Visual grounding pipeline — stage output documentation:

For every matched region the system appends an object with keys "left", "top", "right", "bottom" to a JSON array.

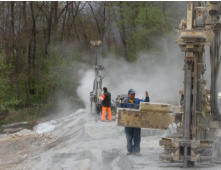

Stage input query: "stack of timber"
[
  {"left": 117, "top": 102, "right": 175, "bottom": 129},
  {"left": 159, "top": 138, "right": 213, "bottom": 163}
]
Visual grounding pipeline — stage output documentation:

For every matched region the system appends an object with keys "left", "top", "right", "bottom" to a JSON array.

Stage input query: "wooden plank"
[
  {"left": 209, "top": 121, "right": 219, "bottom": 128},
  {"left": 140, "top": 111, "right": 174, "bottom": 129},
  {"left": 117, "top": 102, "right": 175, "bottom": 129},
  {"left": 172, "top": 149, "right": 180, "bottom": 161},
  {"left": 140, "top": 102, "right": 171, "bottom": 112},
  {"left": 199, "top": 140, "right": 213, "bottom": 148},
  {"left": 159, "top": 138, "right": 172, "bottom": 146},
  {"left": 118, "top": 109, "right": 142, "bottom": 128}
]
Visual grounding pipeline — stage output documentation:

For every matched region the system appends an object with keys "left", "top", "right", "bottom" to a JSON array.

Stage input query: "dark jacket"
[{"left": 102, "top": 92, "right": 111, "bottom": 107}]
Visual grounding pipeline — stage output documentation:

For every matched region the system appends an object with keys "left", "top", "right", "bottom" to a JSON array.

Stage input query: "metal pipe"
[
  {"left": 210, "top": 32, "right": 220, "bottom": 120},
  {"left": 184, "top": 61, "right": 192, "bottom": 167}
]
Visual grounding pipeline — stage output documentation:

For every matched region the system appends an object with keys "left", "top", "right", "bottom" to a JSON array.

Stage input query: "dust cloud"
[
  {"left": 78, "top": 34, "right": 184, "bottom": 105},
  {"left": 77, "top": 69, "right": 95, "bottom": 111}
]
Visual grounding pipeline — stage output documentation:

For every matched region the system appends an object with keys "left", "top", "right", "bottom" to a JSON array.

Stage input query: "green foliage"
[
  {"left": 115, "top": 2, "right": 177, "bottom": 61},
  {"left": 0, "top": 1, "right": 185, "bottom": 126},
  {"left": 43, "top": 46, "right": 81, "bottom": 99},
  {"left": 0, "top": 53, "right": 19, "bottom": 111},
  {"left": 136, "top": 7, "right": 164, "bottom": 34}
]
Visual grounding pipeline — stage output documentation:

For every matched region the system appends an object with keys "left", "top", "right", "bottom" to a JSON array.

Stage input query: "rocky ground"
[{"left": 1, "top": 109, "right": 221, "bottom": 170}]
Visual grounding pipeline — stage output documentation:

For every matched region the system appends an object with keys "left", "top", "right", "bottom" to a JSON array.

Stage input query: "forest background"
[{"left": 0, "top": 1, "right": 185, "bottom": 126}]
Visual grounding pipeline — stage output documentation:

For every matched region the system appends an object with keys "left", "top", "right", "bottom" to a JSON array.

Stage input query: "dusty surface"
[
  {"left": 0, "top": 129, "right": 54, "bottom": 170},
  {"left": 1, "top": 109, "right": 221, "bottom": 170}
]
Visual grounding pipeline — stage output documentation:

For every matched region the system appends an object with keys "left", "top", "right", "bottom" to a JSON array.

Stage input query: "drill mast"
[{"left": 160, "top": 2, "right": 221, "bottom": 167}]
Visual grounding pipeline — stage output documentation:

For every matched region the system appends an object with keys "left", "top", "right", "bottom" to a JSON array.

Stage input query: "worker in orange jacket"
[{"left": 100, "top": 87, "right": 112, "bottom": 121}]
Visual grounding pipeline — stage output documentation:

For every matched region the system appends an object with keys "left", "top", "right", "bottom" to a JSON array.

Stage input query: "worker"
[
  {"left": 120, "top": 89, "right": 150, "bottom": 155},
  {"left": 100, "top": 87, "right": 112, "bottom": 121}
]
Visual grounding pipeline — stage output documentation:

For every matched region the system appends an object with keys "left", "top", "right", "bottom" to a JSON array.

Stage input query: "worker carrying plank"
[{"left": 120, "top": 89, "right": 150, "bottom": 155}]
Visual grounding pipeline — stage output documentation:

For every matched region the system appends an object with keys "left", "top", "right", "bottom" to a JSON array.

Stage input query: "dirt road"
[{"left": 1, "top": 109, "right": 221, "bottom": 170}]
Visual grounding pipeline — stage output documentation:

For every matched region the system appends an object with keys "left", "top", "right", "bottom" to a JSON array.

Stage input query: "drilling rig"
[
  {"left": 159, "top": 2, "right": 221, "bottom": 167},
  {"left": 89, "top": 40, "right": 104, "bottom": 115},
  {"left": 117, "top": 1, "right": 221, "bottom": 168}
]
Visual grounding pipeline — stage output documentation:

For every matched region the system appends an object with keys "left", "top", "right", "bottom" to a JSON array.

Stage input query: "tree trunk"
[
  {"left": 88, "top": 2, "right": 102, "bottom": 39},
  {"left": 9, "top": 2, "right": 16, "bottom": 97},
  {"left": 60, "top": 2, "right": 68, "bottom": 41},
  {"left": 119, "top": 3, "right": 129, "bottom": 61},
  {"left": 45, "top": 2, "right": 53, "bottom": 55},
  {"left": 30, "top": 2, "right": 37, "bottom": 96},
  {"left": 53, "top": 1, "right": 58, "bottom": 41},
  {"left": 162, "top": 2, "right": 168, "bottom": 32},
  {"left": 72, "top": 2, "right": 81, "bottom": 41}
]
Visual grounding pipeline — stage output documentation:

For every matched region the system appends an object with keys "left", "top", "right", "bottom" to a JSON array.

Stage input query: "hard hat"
[{"left": 128, "top": 89, "right": 136, "bottom": 94}]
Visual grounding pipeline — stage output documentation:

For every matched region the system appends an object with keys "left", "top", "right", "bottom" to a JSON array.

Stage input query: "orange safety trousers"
[{"left": 101, "top": 106, "right": 112, "bottom": 121}]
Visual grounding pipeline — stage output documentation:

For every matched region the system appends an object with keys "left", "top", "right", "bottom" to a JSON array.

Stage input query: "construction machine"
[
  {"left": 160, "top": 2, "right": 221, "bottom": 167},
  {"left": 117, "top": 2, "right": 221, "bottom": 167},
  {"left": 89, "top": 40, "right": 104, "bottom": 115},
  {"left": 89, "top": 40, "right": 118, "bottom": 119}
]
